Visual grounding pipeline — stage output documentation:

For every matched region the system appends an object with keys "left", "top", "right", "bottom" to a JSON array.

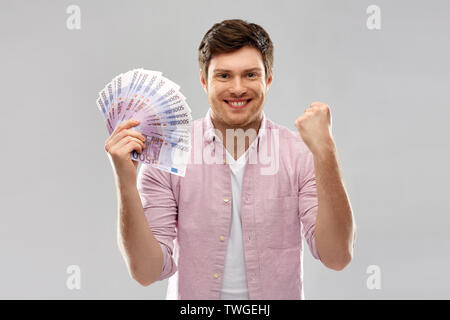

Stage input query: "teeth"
[{"left": 229, "top": 101, "right": 246, "bottom": 107}]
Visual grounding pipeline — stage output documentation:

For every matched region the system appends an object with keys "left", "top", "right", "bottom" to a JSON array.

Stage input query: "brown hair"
[{"left": 198, "top": 19, "right": 274, "bottom": 83}]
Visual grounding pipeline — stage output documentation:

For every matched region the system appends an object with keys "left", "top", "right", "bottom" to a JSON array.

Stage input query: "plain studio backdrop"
[{"left": 0, "top": 0, "right": 449, "bottom": 299}]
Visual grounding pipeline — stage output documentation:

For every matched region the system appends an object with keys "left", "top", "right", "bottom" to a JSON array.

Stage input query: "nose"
[{"left": 229, "top": 77, "right": 247, "bottom": 96}]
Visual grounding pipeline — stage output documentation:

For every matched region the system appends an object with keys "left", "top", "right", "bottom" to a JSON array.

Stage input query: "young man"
[{"left": 105, "top": 19, "right": 356, "bottom": 300}]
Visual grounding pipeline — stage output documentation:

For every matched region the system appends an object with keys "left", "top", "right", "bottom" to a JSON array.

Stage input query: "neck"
[{"left": 210, "top": 112, "right": 263, "bottom": 161}]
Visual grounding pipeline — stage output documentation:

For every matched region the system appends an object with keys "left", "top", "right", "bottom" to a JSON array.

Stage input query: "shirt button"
[
  {"left": 214, "top": 273, "right": 220, "bottom": 279},
  {"left": 220, "top": 236, "right": 225, "bottom": 242},
  {"left": 223, "top": 197, "right": 230, "bottom": 203},
  {"left": 223, "top": 157, "right": 227, "bottom": 164}
]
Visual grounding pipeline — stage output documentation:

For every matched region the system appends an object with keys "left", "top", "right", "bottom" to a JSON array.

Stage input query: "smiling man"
[
  {"left": 201, "top": 45, "right": 270, "bottom": 161},
  {"left": 107, "top": 19, "right": 356, "bottom": 300}
]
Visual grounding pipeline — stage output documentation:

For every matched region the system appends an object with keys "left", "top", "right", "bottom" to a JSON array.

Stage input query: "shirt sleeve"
[
  {"left": 136, "top": 163, "right": 178, "bottom": 281},
  {"left": 298, "top": 150, "right": 322, "bottom": 261}
]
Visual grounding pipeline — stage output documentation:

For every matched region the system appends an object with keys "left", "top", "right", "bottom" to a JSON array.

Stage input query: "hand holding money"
[
  {"left": 104, "top": 118, "right": 146, "bottom": 178},
  {"left": 96, "top": 68, "right": 192, "bottom": 177}
]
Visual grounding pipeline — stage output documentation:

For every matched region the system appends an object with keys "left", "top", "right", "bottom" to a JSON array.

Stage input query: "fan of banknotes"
[{"left": 96, "top": 68, "right": 192, "bottom": 176}]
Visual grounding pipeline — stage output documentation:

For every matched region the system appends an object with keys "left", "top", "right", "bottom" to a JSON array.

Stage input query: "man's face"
[{"left": 200, "top": 46, "right": 273, "bottom": 129}]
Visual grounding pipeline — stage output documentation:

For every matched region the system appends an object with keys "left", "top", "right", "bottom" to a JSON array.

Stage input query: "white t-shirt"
[{"left": 220, "top": 148, "right": 250, "bottom": 300}]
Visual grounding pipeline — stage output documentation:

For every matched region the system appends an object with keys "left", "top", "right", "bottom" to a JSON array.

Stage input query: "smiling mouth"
[{"left": 224, "top": 99, "right": 252, "bottom": 109}]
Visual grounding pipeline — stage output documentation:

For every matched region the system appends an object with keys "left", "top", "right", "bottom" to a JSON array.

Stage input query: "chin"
[
  {"left": 224, "top": 112, "right": 250, "bottom": 123},
  {"left": 229, "top": 118, "right": 258, "bottom": 130}
]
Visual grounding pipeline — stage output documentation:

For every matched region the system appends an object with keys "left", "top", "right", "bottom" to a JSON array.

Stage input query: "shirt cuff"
[{"left": 310, "top": 232, "right": 322, "bottom": 261}]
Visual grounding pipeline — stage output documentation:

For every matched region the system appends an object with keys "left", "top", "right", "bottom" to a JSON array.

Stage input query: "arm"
[
  {"left": 116, "top": 173, "right": 163, "bottom": 286},
  {"left": 295, "top": 102, "right": 356, "bottom": 271},
  {"left": 313, "top": 140, "right": 356, "bottom": 271},
  {"left": 104, "top": 118, "right": 163, "bottom": 286},
  {"left": 135, "top": 163, "right": 179, "bottom": 283}
]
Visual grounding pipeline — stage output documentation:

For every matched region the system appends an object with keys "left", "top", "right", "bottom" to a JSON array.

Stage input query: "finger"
[
  {"left": 311, "top": 102, "right": 330, "bottom": 112},
  {"left": 111, "top": 128, "right": 145, "bottom": 145},
  {"left": 105, "top": 119, "right": 140, "bottom": 149},
  {"left": 125, "top": 128, "right": 146, "bottom": 142},
  {"left": 111, "top": 119, "right": 141, "bottom": 136},
  {"left": 108, "top": 136, "right": 145, "bottom": 155},
  {"left": 124, "top": 140, "right": 144, "bottom": 155},
  {"left": 125, "top": 136, "right": 146, "bottom": 151},
  {"left": 306, "top": 103, "right": 318, "bottom": 111},
  {"left": 106, "top": 128, "right": 146, "bottom": 152},
  {"left": 310, "top": 101, "right": 324, "bottom": 107},
  {"left": 294, "top": 114, "right": 306, "bottom": 127},
  {"left": 116, "top": 138, "right": 145, "bottom": 156}
]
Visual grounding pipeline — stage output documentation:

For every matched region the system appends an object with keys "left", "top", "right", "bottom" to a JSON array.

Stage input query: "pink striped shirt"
[{"left": 137, "top": 108, "right": 321, "bottom": 299}]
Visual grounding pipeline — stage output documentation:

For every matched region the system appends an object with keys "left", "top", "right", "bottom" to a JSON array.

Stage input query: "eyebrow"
[{"left": 213, "top": 67, "right": 263, "bottom": 73}]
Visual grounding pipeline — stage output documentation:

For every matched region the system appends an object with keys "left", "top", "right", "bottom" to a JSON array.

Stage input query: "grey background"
[{"left": 1, "top": 0, "right": 449, "bottom": 299}]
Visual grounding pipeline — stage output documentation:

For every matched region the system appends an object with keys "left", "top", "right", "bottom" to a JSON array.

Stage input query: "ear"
[
  {"left": 200, "top": 69, "right": 208, "bottom": 93},
  {"left": 265, "top": 70, "right": 273, "bottom": 91}
]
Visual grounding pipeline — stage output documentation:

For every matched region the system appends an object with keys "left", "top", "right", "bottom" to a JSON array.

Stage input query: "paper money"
[{"left": 96, "top": 68, "right": 192, "bottom": 176}]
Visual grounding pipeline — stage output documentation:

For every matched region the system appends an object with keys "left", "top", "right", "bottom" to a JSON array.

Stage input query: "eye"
[
  {"left": 248, "top": 72, "right": 255, "bottom": 77},
  {"left": 218, "top": 73, "right": 229, "bottom": 79}
]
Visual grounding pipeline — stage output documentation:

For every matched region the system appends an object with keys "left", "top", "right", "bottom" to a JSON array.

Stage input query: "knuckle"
[
  {"left": 117, "top": 123, "right": 127, "bottom": 132},
  {"left": 109, "top": 148, "right": 118, "bottom": 157},
  {"left": 122, "top": 129, "right": 130, "bottom": 136}
]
